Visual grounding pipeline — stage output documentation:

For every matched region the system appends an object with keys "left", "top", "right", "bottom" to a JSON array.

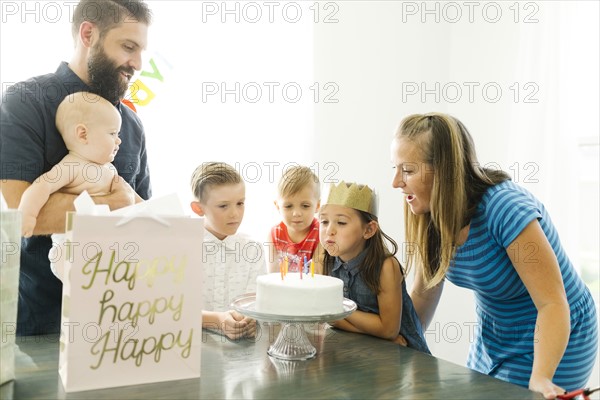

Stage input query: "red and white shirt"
[{"left": 270, "top": 218, "right": 319, "bottom": 272}]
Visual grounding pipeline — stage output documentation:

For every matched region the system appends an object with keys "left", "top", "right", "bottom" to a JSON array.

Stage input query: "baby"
[{"left": 18, "top": 91, "right": 141, "bottom": 278}]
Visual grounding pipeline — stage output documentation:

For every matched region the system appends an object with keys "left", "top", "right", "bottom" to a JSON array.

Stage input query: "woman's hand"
[{"left": 529, "top": 374, "right": 565, "bottom": 399}]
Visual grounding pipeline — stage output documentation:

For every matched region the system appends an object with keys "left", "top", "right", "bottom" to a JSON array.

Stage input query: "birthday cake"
[{"left": 255, "top": 273, "right": 344, "bottom": 316}]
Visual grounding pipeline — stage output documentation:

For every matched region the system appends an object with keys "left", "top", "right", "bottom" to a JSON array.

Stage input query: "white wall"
[{"left": 134, "top": 1, "right": 315, "bottom": 236}]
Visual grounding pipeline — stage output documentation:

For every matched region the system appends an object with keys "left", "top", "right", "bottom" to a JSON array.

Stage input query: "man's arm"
[{"left": 1, "top": 178, "right": 139, "bottom": 235}]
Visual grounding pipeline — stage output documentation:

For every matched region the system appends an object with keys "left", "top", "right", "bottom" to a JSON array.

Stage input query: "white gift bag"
[
  {"left": 0, "top": 206, "right": 21, "bottom": 386},
  {"left": 58, "top": 211, "right": 204, "bottom": 392}
]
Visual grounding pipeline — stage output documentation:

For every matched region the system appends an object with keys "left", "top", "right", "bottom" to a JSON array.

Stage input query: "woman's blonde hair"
[{"left": 396, "top": 113, "right": 509, "bottom": 288}]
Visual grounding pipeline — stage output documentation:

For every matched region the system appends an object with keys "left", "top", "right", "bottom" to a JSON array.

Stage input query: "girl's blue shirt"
[{"left": 330, "top": 249, "right": 430, "bottom": 353}]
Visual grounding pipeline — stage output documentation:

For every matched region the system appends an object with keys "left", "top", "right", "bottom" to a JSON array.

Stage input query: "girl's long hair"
[
  {"left": 323, "top": 210, "right": 399, "bottom": 294},
  {"left": 397, "top": 113, "right": 510, "bottom": 289}
]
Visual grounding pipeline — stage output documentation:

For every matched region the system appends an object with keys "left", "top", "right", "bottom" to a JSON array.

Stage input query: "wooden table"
[{"left": 1, "top": 323, "right": 542, "bottom": 399}]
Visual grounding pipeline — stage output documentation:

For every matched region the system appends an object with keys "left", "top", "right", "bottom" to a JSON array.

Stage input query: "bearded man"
[{"left": 0, "top": 0, "right": 153, "bottom": 336}]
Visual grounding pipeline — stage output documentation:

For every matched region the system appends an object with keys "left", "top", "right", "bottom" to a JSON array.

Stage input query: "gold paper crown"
[{"left": 322, "top": 181, "right": 378, "bottom": 217}]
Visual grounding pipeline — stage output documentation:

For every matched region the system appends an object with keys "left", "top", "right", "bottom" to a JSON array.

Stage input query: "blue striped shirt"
[{"left": 445, "top": 180, "right": 597, "bottom": 389}]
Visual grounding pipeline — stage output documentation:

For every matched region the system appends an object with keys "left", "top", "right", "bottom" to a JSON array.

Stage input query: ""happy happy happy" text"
[{"left": 76, "top": 248, "right": 194, "bottom": 369}]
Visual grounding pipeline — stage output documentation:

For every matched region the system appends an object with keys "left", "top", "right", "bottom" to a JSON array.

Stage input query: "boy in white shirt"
[{"left": 190, "top": 162, "right": 265, "bottom": 339}]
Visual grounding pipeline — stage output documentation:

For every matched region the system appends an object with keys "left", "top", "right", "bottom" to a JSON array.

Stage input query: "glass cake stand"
[{"left": 230, "top": 293, "right": 357, "bottom": 361}]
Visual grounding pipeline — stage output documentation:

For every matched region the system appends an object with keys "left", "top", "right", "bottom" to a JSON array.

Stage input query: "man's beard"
[{"left": 87, "top": 45, "right": 134, "bottom": 104}]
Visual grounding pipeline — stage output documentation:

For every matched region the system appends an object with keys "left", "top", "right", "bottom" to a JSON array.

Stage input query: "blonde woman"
[{"left": 391, "top": 113, "right": 597, "bottom": 399}]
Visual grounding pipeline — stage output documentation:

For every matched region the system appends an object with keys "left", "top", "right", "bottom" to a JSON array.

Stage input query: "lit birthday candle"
[
  {"left": 284, "top": 256, "right": 288, "bottom": 276},
  {"left": 280, "top": 259, "right": 284, "bottom": 280},
  {"left": 310, "top": 259, "right": 314, "bottom": 277},
  {"left": 304, "top": 256, "right": 308, "bottom": 274}
]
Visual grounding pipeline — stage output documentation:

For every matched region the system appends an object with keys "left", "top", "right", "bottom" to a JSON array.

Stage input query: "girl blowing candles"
[
  {"left": 391, "top": 112, "right": 597, "bottom": 398},
  {"left": 319, "top": 182, "right": 430, "bottom": 353}
]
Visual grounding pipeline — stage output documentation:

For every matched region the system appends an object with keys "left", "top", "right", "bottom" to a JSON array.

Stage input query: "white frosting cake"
[{"left": 255, "top": 273, "right": 344, "bottom": 316}]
